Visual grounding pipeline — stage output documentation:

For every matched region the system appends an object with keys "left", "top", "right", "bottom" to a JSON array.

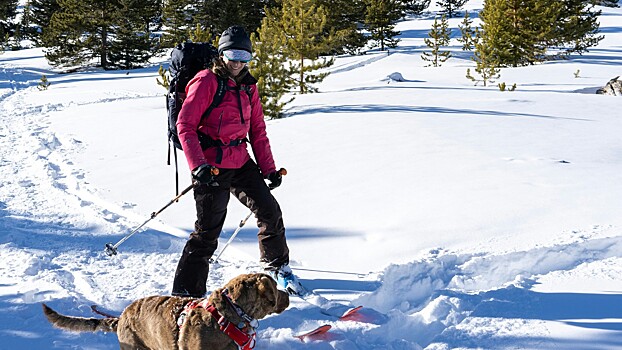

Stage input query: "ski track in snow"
[
  {"left": 0, "top": 64, "right": 183, "bottom": 314},
  {"left": 2, "top": 48, "right": 622, "bottom": 348}
]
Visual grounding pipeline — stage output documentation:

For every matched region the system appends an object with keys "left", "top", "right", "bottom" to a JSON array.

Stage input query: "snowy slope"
[{"left": 1, "top": 2, "right": 622, "bottom": 349}]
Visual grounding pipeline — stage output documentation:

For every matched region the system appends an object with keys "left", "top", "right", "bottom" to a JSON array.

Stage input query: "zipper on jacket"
[{"left": 217, "top": 111, "right": 224, "bottom": 136}]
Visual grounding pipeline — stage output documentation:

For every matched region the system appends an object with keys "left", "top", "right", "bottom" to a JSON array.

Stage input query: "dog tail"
[{"left": 42, "top": 303, "right": 118, "bottom": 333}]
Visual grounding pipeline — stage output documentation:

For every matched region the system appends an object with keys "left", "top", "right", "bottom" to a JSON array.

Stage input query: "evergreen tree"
[
  {"left": 195, "top": 0, "right": 277, "bottom": 37},
  {"left": 249, "top": 11, "right": 295, "bottom": 119},
  {"left": 364, "top": 0, "right": 402, "bottom": 51},
  {"left": 12, "top": 0, "right": 32, "bottom": 47},
  {"left": 124, "top": 0, "right": 160, "bottom": 36},
  {"left": 317, "top": 0, "right": 367, "bottom": 54},
  {"left": 478, "top": 0, "right": 602, "bottom": 66},
  {"left": 278, "top": 0, "right": 334, "bottom": 94},
  {"left": 478, "top": 0, "right": 559, "bottom": 67},
  {"left": 590, "top": 0, "right": 618, "bottom": 7},
  {"left": 161, "top": 0, "right": 195, "bottom": 48},
  {"left": 421, "top": 15, "right": 451, "bottom": 67},
  {"left": 44, "top": 0, "right": 123, "bottom": 69},
  {"left": 187, "top": 23, "right": 214, "bottom": 43},
  {"left": 0, "top": 0, "right": 18, "bottom": 44},
  {"left": 28, "top": 0, "right": 60, "bottom": 44},
  {"left": 44, "top": 0, "right": 155, "bottom": 70},
  {"left": 466, "top": 27, "right": 500, "bottom": 86},
  {"left": 457, "top": 11, "right": 475, "bottom": 51},
  {"left": 37, "top": 74, "right": 51, "bottom": 90},
  {"left": 436, "top": 0, "right": 468, "bottom": 18},
  {"left": 545, "top": 0, "right": 604, "bottom": 57},
  {"left": 156, "top": 65, "right": 170, "bottom": 90},
  {"left": 398, "top": 0, "right": 431, "bottom": 15},
  {"left": 107, "top": 0, "right": 154, "bottom": 69}
]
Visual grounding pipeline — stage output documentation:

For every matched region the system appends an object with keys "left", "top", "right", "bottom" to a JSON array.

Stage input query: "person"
[{"left": 171, "top": 25, "right": 303, "bottom": 297}]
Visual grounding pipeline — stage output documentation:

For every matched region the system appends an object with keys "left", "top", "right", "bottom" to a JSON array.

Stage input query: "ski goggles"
[{"left": 222, "top": 49, "right": 252, "bottom": 63}]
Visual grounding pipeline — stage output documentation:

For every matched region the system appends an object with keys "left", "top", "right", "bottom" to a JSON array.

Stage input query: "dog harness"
[{"left": 177, "top": 290, "right": 257, "bottom": 350}]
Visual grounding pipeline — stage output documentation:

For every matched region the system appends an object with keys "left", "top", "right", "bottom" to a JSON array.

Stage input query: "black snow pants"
[{"left": 171, "top": 159, "right": 289, "bottom": 297}]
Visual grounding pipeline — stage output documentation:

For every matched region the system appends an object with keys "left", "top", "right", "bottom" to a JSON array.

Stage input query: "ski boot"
[{"left": 268, "top": 265, "right": 307, "bottom": 296}]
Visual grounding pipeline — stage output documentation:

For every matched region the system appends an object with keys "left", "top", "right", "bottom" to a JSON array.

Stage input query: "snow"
[{"left": 2, "top": 2, "right": 622, "bottom": 349}]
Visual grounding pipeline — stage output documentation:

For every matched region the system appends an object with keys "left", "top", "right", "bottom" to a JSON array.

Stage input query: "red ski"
[
  {"left": 339, "top": 305, "right": 363, "bottom": 320},
  {"left": 294, "top": 324, "right": 332, "bottom": 341}
]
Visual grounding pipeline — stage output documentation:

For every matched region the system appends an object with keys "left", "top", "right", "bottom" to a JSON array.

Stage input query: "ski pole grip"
[{"left": 278, "top": 168, "right": 287, "bottom": 176}]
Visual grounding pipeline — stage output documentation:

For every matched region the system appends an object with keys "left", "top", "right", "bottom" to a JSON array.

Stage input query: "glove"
[
  {"left": 266, "top": 171, "right": 282, "bottom": 190},
  {"left": 192, "top": 164, "right": 219, "bottom": 186}
]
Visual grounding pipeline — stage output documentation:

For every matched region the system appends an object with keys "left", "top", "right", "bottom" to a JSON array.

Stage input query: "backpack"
[
  {"left": 165, "top": 41, "right": 226, "bottom": 193},
  {"left": 166, "top": 41, "right": 226, "bottom": 151}
]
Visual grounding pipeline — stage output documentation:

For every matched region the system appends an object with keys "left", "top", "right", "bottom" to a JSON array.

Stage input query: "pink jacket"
[{"left": 177, "top": 69, "right": 276, "bottom": 176}]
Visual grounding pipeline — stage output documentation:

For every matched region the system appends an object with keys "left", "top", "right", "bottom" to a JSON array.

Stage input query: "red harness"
[{"left": 177, "top": 297, "right": 257, "bottom": 350}]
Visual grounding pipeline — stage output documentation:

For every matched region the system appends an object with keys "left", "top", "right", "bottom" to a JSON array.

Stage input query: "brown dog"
[{"left": 42, "top": 273, "right": 289, "bottom": 350}]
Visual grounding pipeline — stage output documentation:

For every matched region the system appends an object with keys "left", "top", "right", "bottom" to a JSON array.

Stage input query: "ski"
[
  {"left": 339, "top": 305, "right": 363, "bottom": 320},
  {"left": 294, "top": 324, "right": 331, "bottom": 341}
]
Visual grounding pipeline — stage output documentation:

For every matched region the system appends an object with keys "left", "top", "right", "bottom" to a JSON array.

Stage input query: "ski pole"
[
  {"left": 210, "top": 168, "right": 287, "bottom": 264},
  {"left": 210, "top": 211, "right": 253, "bottom": 264},
  {"left": 291, "top": 267, "right": 369, "bottom": 278},
  {"left": 104, "top": 168, "right": 219, "bottom": 256}
]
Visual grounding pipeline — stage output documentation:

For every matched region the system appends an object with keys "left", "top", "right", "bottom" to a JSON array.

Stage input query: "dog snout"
[{"left": 275, "top": 290, "right": 289, "bottom": 314}]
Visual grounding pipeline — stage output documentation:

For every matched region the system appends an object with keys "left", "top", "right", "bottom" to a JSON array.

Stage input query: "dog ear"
[
  {"left": 208, "top": 287, "right": 228, "bottom": 312},
  {"left": 259, "top": 275, "right": 289, "bottom": 314}
]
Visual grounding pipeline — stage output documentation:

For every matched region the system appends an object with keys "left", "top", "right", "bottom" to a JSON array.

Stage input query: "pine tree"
[
  {"left": 544, "top": 0, "right": 604, "bottom": 57},
  {"left": 44, "top": 0, "right": 155, "bottom": 70},
  {"left": 28, "top": 0, "right": 60, "bottom": 44},
  {"left": 421, "top": 15, "right": 451, "bottom": 67},
  {"left": 195, "top": 0, "right": 277, "bottom": 37},
  {"left": 317, "top": 0, "right": 367, "bottom": 54},
  {"left": 457, "top": 11, "right": 475, "bottom": 51},
  {"left": 590, "top": 0, "right": 618, "bottom": 7},
  {"left": 466, "top": 28, "right": 500, "bottom": 86},
  {"left": 161, "top": 0, "right": 195, "bottom": 48},
  {"left": 44, "top": 0, "right": 123, "bottom": 69},
  {"left": 16, "top": 1, "right": 35, "bottom": 44},
  {"left": 37, "top": 74, "right": 51, "bottom": 90},
  {"left": 478, "top": 0, "right": 558, "bottom": 67},
  {"left": 436, "top": 0, "right": 468, "bottom": 18},
  {"left": 187, "top": 24, "right": 213, "bottom": 43},
  {"left": 107, "top": 6, "right": 152, "bottom": 69},
  {"left": 43, "top": 1, "right": 91, "bottom": 67},
  {"left": 477, "top": 0, "right": 602, "bottom": 66},
  {"left": 0, "top": 0, "right": 18, "bottom": 44},
  {"left": 364, "top": 0, "right": 402, "bottom": 51},
  {"left": 278, "top": 0, "right": 335, "bottom": 94},
  {"left": 398, "top": 0, "right": 431, "bottom": 15},
  {"left": 249, "top": 11, "right": 295, "bottom": 119},
  {"left": 156, "top": 65, "right": 170, "bottom": 90},
  {"left": 125, "top": 0, "right": 160, "bottom": 36}
]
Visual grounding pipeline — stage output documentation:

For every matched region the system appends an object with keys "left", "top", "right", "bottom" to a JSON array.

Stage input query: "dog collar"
[
  {"left": 177, "top": 295, "right": 257, "bottom": 350},
  {"left": 206, "top": 304, "right": 256, "bottom": 350}
]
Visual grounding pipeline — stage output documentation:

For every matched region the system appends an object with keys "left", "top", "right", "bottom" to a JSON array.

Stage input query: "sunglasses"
[{"left": 223, "top": 49, "right": 252, "bottom": 63}]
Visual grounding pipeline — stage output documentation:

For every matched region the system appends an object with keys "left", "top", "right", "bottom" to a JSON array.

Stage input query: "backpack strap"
[
  {"left": 198, "top": 76, "right": 227, "bottom": 126},
  {"left": 194, "top": 77, "right": 252, "bottom": 164}
]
